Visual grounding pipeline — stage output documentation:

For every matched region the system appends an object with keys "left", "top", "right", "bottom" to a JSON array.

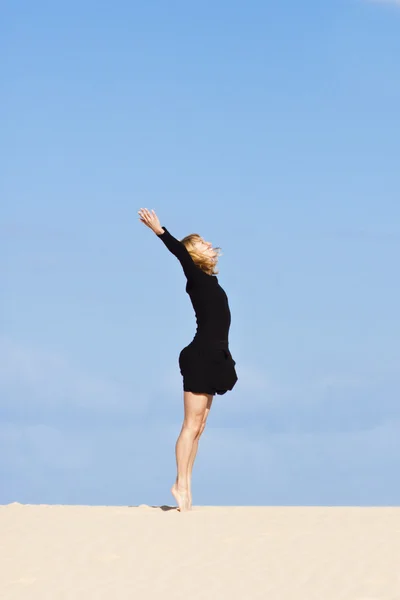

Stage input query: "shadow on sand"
[{"left": 127, "top": 505, "right": 177, "bottom": 512}]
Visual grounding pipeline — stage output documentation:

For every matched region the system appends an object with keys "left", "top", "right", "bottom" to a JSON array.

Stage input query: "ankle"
[{"left": 176, "top": 480, "right": 188, "bottom": 492}]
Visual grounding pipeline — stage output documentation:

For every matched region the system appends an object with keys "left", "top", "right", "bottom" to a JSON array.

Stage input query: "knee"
[{"left": 184, "top": 418, "right": 203, "bottom": 439}]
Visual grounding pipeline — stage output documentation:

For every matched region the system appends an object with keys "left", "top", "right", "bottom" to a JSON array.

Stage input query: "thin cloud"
[
  {"left": 367, "top": 0, "right": 400, "bottom": 5},
  {"left": 0, "top": 337, "right": 148, "bottom": 417},
  {"left": 0, "top": 223, "right": 69, "bottom": 240},
  {"left": 0, "top": 423, "right": 93, "bottom": 470},
  {"left": 197, "top": 420, "right": 400, "bottom": 504}
]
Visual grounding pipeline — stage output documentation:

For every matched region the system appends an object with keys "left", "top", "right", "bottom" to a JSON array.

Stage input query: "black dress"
[{"left": 157, "top": 227, "right": 238, "bottom": 396}]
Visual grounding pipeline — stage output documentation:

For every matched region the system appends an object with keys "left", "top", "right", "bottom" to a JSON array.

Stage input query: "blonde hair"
[{"left": 180, "top": 233, "right": 222, "bottom": 275}]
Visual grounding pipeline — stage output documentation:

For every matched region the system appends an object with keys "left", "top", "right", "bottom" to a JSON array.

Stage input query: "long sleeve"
[{"left": 157, "top": 226, "right": 197, "bottom": 279}]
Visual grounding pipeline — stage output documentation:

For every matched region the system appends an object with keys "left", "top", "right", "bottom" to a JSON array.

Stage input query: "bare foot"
[{"left": 171, "top": 483, "right": 190, "bottom": 512}]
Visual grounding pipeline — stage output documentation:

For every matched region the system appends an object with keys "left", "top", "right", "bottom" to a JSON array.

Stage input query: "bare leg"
[
  {"left": 187, "top": 396, "right": 213, "bottom": 509},
  {"left": 171, "top": 391, "right": 210, "bottom": 512},
  {"left": 187, "top": 437, "right": 200, "bottom": 509}
]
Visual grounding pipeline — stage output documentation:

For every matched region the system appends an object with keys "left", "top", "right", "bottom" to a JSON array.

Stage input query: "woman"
[{"left": 138, "top": 208, "right": 238, "bottom": 511}]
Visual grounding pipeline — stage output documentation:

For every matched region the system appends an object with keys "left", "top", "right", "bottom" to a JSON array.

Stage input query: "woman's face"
[{"left": 194, "top": 237, "right": 217, "bottom": 260}]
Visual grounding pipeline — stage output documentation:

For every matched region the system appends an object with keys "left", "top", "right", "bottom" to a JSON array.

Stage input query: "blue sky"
[{"left": 1, "top": 0, "right": 399, "bottom": 506}]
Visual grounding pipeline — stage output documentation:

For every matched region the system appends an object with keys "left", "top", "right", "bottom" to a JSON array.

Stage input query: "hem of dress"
[{"left": 183, "top": 385, "right": 233, "bottom": 396}]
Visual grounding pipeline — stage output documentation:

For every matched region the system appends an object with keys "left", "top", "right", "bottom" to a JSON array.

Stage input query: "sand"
[{"left": 0, "top": 503, "right": 399, "bottom": 599}]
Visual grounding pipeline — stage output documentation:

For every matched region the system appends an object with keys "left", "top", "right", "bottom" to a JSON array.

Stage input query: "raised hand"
[{"left": 138, "top": 208, "right": 163, "bottom": 235}]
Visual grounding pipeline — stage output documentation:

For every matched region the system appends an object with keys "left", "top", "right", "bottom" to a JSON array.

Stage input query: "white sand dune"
[{"left": 0, "top": 503, "right": 399, "bottom": 599}]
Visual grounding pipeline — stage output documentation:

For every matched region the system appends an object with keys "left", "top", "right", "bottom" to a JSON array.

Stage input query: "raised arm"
[
  {"left": 156, "top": 227, "right": 197, "bottom": 272},
  {"left": 138, "top": 208, "right": 196, "bottom": 278}
]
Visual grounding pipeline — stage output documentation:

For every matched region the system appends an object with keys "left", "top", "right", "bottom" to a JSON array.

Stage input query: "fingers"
[
  {"left": 138, "top": 208, "right": 151, "bottom": 217},
  {"left": 138, "top": 207, "right": 159, "bottom": 229},
  {"left": 138, "top": 208, "right": 151, "bottom": 222},
  {"left": 138, "top": 208, "right": 157, "bottom": 218},
  {"left": 138, "top": 208, "right": 147, "bottom": 227}
]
